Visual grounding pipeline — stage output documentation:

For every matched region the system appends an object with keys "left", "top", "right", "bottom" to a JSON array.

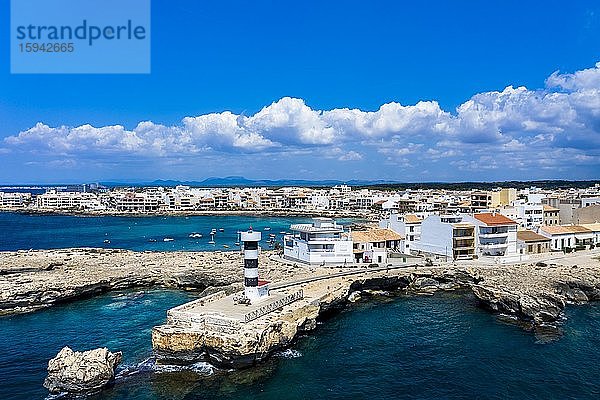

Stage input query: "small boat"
[
  {"left": 188, "top": 233, "right": 202, "bottom": 238},
  {"left": 218, "top": 228, "right": 224, "bottom": 232},
  {"left": 163, "top": 237, "right": 174, "bottom": 242},
  {"left": 269, "top": 233, "right": 276, "bottom": 237},
  {"left": 279, "top": 231, "right": 287, "bottom": 235},
  {"left": 223, "top": 244, "right": 229, "bottom": 248},
  {"left": 235, "top": 242, "right": 240, "bottom": 246},
  {"left": 103, "top": 239, "right": 110, "bottom": 244},
  {"left": 263, "top": 227, "right": 271, "bottom": 231},
  {"left": 210, "top": 228, "right": 217, "bottom": 234},
  {"left": 148, "top": 239, "right": 157, "bottom": 242}
]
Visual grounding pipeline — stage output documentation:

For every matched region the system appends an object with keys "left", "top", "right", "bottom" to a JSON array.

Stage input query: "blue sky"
[{"left": 1, "top": 0, "right": 600, "bottom": 184}]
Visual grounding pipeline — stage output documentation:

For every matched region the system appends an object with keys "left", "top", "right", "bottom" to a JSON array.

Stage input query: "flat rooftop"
[{"left": 289, "top": 223, "right": 344, "bottom": 233}]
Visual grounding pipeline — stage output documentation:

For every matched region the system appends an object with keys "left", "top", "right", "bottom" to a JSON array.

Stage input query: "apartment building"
[
  {"left": 36, "top": 190, "right": 104, "bottom": 210},
  {"left": 542, "top": 205, "right": 560, "bottom": 226},
  {"left": 500, "top": 202, "right": 543, "bottom": 230},
  {"left": 412, "top": 215, "right": 476, "bottom": 260},
  {"left": 0, "top": 192, "right": 31, "bottom": 208},
  {"left": 379, "top": 212, "right": 422, "bottom": 254},
  {"left": 467, "top": 212, "right": 518, "bottom": 258},
  {"left": 116, "top": 193, "right": 160, "bottom": 212}
]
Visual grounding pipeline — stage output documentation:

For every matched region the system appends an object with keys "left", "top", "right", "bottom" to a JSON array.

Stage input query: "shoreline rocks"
[
  {"left": 1, "top": 247, "right": 599, "bottom": 368},
  {"left": 0, "top": 248, "right": 307, "bottom": 316},
  {"left": 43, "top": 347, "right": 122, "bottom": 395}
]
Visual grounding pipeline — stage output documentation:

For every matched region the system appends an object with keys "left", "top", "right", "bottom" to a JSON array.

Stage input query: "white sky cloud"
[{"left": 3, "top": 62, "right": 600, "bottom": 179}]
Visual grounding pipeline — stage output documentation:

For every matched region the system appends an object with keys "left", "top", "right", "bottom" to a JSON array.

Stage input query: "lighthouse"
[{"left": 240, "top": 228, "right": 269, "bottom": 302}]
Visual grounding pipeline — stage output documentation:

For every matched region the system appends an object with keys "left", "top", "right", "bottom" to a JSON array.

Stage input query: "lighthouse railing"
[{"left": 242, "top": 289, "right": 304, "bottom": 323}]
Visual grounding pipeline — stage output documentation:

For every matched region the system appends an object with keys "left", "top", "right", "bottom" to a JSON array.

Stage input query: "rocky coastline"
[{"left": 1, "top": 248, "right": 599, "bottom": 367}]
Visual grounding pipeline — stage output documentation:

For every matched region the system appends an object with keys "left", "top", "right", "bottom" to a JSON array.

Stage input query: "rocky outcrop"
[
  {"left": 0, "top": 248, "right": 313, "bottom": 316},
  {"left": 43, "top": 347, "right": 122, "bottom": 395},
  {"left": 471, "top": 285, "right": 563, "bottom": 326},
  {"left": 152, "top": 300, "right": 323, "bottom": 369},
  {"left": 153, "top": 271, "right": 478, "bottom": 368},
  {"left": 470, "top": 269, "right": 600, "bottom": 337}
]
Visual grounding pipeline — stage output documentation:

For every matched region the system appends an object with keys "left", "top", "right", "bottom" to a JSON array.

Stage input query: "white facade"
[
  {"left": 581, "top": 197, "right": 600, "bottom": 207},
  {"left": 463, "top": 214, "right": 518, "bottom": 258},
  {"left": 0, "top": 192, "right": 31, "bottom": 208},
  {"left": 283, "top": 217, "right": 353, "bottom": 265},
  {"left": 500, "top": 202, "right": 544, "bottom": 230},
  {"left": 412, "top": 215, "right": 475, "bottom": 260},
  {"left": 379, "top": 212, "right": 422, "bottom": 254},
  {"left": 539, "top": 226, "right": 595, "bottom": 251},
  {"left": 36, "top": 190, "right": 104, "bottom": 210}
]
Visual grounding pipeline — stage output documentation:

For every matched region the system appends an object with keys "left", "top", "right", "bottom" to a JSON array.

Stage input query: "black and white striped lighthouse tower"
[{"left": 240, "top": 228, "right": 269, "bottom": 301}]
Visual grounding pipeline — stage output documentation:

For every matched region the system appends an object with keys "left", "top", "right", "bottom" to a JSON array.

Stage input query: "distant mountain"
[
  {"left": 99, "top": 176, "right": 396, "bottom": 188},
  {"left": 98, "top": 177, "right": 600, "bottom": 190},
  {"left": 147, "top": 176, "right": 396, "bottom": 187}
]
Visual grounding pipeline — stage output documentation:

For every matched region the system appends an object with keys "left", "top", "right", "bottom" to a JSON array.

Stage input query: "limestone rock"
[
  {"left": 43, "top": 346, "right": 122, "bottom": 395},
  {"left": 411, "top": 276, "right": 440, "bottom": 291},
  {"left": 347, "top": 291, "right": 362, "bottom": 302}
]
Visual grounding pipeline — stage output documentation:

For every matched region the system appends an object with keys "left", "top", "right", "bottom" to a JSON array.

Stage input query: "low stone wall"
[{"left": 243, "top": 289, "right": 303, "bottom": 323}]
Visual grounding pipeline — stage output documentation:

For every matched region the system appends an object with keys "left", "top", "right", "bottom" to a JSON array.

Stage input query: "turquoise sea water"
[
  {"left": 0, "top": 212, "right": 327, "bottom": 252},
  {"left": 1, "top": 212, "right": 600, "bottom": 399},
  {"left": 1, "top": 290, "right": 599, "bottom": 400}
]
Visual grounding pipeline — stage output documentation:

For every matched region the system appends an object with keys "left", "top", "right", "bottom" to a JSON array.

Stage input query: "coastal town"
[
  {"left": 2, "top": 183, "right": 600, "bottom": 394},
  {"left": 1, "top": 183, "right": 599, "bottom": 265}
]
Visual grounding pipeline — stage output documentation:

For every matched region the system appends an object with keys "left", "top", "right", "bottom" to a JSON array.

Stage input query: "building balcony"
[
  {"left": 479, "top": 242, "right": 508, "bottom": 249},
  {"left": 454, "top": 241, "right": 474, "bottom": 248},
  {"left": 479, "top": 233, "right": 508, "bottom": 239}
]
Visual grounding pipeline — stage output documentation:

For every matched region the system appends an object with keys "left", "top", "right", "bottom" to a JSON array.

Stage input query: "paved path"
[{"left": 270, "top": 264, "right": 424, "bottom": 291}]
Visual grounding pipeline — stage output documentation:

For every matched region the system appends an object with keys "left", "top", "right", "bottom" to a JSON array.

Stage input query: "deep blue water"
[
  {"left": 1, "top": 290, "right": 599, "bottom": 400},
  {"left": 0, "top": 212, "right": 328, "bottom": 252}
]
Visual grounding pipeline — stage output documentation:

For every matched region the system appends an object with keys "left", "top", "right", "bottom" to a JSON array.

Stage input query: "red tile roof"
[{"left": 474, "top": 212, "right": 517, "bottom": 226}]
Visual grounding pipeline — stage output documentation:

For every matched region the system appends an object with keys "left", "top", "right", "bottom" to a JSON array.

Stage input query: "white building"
[
  {"left": 580, "top": 223, "right": 600, "bottom": 246},
  {"left": 36, "top": 190, "right": 103, "bottom": 210},
  {"left": 412, "top": 215, "right": 476, "bottom": 260},
  {"left": 413, "top": 212, "right": 518, "bottom": 261},
  {"left": 465, "top": 212, "right": 518, "bottom": 259},
  {"left": 283, "top": 218, "right": 353, "bottom": 265},
  {"left": 539, "top": 225, "right": 595, "bottom": 251},
  {"left": 351, "top": 228, "right": 403, "bottom": 265},
  {"left": 0, "top": 192, "right": 31, "bottom": 208},
  {"left": 379, "top": 212, "right": 422, "bottom": 254},
  {"left": 500, "top": 201, "right": 544, "bottom": 230}
]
